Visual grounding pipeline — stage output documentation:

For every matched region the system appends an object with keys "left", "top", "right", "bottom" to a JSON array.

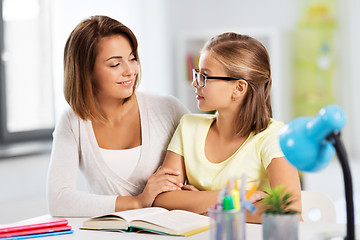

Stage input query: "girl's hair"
[
  {"left": 202, "top": 32, "right": 272, "bottom": 136},
  {"left": 64, "top": 15, "right": 140, "bottom": 122}
]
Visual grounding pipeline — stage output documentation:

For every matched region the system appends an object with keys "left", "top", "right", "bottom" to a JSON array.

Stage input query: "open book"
[{"left": 81, "top": 207, "right": 210, "bottom": 236}]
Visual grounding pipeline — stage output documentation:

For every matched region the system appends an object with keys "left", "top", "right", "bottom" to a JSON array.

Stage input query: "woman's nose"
[{"left": 123, "top": 62, "right": 136, "bottom": 76}]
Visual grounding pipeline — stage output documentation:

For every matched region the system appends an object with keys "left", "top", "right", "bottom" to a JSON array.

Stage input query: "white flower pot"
[{"left": 262, "top": 213, "right": 298, "bottom": 240}]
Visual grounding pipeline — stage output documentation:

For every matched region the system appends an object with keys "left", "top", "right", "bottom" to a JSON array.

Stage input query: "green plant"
[{"left": 261, "top": 186, "right": 298, "bottom": 215}]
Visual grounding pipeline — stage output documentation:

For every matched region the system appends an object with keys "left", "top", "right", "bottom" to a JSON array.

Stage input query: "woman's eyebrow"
[
  {"left": 106, "top": 52, "right": 134, "bottom": 61},
  {"left": 106, "top": 56, "right": 123, "bottom": 61}
]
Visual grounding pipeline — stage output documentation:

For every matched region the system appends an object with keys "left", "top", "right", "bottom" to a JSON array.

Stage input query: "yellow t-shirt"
[{"left": 167, "top": 114, "right": 285, "bottom": 191}]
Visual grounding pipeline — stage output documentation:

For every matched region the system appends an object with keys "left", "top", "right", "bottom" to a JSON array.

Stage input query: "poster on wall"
[{"left": 293, "top": 0, "right": 337, "bottom": 117}]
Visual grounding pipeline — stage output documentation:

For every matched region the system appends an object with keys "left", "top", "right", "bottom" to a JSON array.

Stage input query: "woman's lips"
[{"left": 116, "top": 80, "right": 133, "bottom": 87}]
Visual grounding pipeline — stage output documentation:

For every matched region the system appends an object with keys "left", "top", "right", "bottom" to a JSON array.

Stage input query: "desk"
[{"left": 46, "top": 218, "right": 360, "bottom": 240}]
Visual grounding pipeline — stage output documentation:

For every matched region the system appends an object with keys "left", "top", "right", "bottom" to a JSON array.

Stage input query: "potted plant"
[{"left": 261, "top": 186, "right": 299, "bottom": 240}]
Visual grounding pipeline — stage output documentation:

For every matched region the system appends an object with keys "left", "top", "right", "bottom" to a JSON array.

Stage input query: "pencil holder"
[{"left": 208, "top": 208, "right": 246, "bottom": 240}]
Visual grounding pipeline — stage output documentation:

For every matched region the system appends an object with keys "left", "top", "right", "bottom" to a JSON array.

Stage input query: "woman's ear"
[{"left": 232, "top": 80, "right": 248, "bottom": 100}]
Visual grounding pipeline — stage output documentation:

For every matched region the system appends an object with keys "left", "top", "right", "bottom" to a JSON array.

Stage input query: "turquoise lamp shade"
[{"left": 279, "top": 105, "right": 346, "bottom": 172}]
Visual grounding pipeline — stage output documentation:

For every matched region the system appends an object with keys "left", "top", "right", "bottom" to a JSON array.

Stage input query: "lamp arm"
[{"left": 327, "top": 131, "right": 355, "bottom": 240}]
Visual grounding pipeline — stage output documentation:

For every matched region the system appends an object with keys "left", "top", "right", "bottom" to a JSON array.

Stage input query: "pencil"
[{"left": 245, "top": 181, "right": 259, "bottom": 200}]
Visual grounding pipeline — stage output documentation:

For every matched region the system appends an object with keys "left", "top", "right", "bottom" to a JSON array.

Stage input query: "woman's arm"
[
  {"left": 153, "top": 151, "right": 219, "bottom": 214},
  {"left": 48, "top": 112, "right": 183, "bottom": 217},
  {"left": 115, "top": 166, "right": 183, "bottom": 211}
]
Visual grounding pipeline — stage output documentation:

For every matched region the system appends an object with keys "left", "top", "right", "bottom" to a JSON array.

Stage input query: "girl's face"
[
  {"left": 193, "top": 51, "right": 237, "bottom": 112},
  {"left": 92, "top": 34, "right": 138, "bottom": 102}
]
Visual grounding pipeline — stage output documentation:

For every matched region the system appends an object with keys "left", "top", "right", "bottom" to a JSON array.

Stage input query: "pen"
[
  {"left": 223, "top": 181, "right": 234, "bottom": 211},
  {"left": 246, "top": 180, "right": 260, "bottom": 200},
  {"left": 217, "top": 186, "right": 226, "bottom": 210},
  {"left": 231, "top": 180, "right": 240, "bottom": 210},
  {"left": 240, "top": 173, "right": 246, "bottom": 207}
]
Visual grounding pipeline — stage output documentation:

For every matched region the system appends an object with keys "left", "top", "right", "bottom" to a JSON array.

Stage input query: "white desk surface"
[{"left": 44, "top": 217, "right": 360, "bottom": 240}]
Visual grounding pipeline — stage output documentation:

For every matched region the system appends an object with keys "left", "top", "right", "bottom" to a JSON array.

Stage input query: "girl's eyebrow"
[{"left": 200, "top": 68, "right": 211, "bottom": 74}]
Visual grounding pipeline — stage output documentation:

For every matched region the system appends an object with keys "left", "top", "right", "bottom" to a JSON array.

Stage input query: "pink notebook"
[{"left": 0, "top": 215, "right": 70, "bottom": 238}]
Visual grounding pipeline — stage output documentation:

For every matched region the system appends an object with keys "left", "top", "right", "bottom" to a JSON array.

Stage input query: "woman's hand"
[
  {"left": 181, "top": 184, "right": 199, "bottom": 191},
  {"left": 136, "top": 166, "right": 183, "bottom": 208}
]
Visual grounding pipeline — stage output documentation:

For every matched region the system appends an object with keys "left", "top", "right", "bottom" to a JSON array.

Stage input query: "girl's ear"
[{"left": 232, "top": 80, "right": 248, "bottom": 100}]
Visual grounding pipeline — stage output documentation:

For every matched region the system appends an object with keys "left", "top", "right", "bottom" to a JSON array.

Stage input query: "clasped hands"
[{"left": 137, "top": 165, "right": 265, "bottom": 208}]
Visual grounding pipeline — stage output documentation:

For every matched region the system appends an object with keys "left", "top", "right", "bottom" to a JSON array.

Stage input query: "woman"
[{"left": 47, "top": 15, "right": 188, "bottom": 217}]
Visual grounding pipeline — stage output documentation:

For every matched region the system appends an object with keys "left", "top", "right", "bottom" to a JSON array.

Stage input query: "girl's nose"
[{"left": 192, "top": 78, "right": 198, "bottom": 88}]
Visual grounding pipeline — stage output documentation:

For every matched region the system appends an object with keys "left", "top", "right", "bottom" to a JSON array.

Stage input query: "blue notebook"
[{"left": 0, "top": 230, "right": 74, "bottom": 240}]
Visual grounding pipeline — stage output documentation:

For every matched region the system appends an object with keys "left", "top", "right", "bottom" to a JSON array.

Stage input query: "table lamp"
[{"left": 278, "top": 105, "right": 355, "bottom": 240}]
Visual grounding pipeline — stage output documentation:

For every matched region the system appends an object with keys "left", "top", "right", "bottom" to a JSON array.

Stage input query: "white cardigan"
[{"left": 47, "top": 91, "right": 189, "bottom": 217}]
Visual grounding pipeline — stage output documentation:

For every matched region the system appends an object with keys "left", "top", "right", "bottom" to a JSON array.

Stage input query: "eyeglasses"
[{"left": 192, "top": 69, "right": 245, "bottom": 87}]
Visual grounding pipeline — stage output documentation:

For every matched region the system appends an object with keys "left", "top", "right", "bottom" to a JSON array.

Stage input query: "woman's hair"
[
  {"left": 202, "top": 32, "right": 272, "bottom": 136},
  {"left": 64, "top": 15, "right": 140, "bottom": 122}
]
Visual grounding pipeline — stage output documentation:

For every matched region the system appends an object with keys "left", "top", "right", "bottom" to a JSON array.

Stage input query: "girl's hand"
[
  {"left": 181, "top": 184, "right": 199, "bottom": 191},
  {"left": 247, "top": 190, "right": 267, "bottom": 203},
  {"left": 136, "top": 166, "right": 183, "bottom": 207}
]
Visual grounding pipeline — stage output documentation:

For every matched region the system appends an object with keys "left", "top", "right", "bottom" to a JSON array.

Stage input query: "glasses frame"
[{"left": 192, "top": 69, "right": 245, "bottom": 87}]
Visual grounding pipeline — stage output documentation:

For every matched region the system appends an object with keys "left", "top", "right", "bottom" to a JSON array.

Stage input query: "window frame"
[{"left": 0, "top": 0, "right": 53, "bottom": 148}]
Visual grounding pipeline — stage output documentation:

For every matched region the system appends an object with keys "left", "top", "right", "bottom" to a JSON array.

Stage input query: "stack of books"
[{"left": 0, "top": 215, "right": 73, "bottom": 239}]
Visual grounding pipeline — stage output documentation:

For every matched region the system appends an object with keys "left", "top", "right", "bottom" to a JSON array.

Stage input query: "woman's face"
[
  {"left": 92, "top": 34, "right": 138, "bottom": 102},
  {"left": 193, "top": 51, "right": 237, "bottom": 112}
]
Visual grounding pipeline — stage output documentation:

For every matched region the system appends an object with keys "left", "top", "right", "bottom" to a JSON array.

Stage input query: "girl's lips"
[{"left": 196, "top": 95, "right": 204, "bottom": 100}]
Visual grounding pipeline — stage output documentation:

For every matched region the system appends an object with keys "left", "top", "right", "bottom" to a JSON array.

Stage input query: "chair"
[{"left": 301, "top": 190, "right": 337, "bottom": 223}]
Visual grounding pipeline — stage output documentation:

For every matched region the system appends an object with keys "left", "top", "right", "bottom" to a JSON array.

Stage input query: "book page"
[
  {"left": 130, "top": 210, "right": 209, "bottom": 235},
  {"left": 113, "top": 207, "right": 168, "bottom": 222},
  {"left": 88, "top": 207, "right": 167, "bottom": 222}
]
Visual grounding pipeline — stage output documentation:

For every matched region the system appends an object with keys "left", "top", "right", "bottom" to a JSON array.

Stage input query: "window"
[{"left": 0, "top": 0, "right": 54, "bottom": 155}]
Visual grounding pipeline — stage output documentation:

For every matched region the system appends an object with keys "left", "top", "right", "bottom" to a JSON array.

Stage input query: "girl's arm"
[
  {"left": 153, "top": 151, "right": 219, "bottom": 214},
  {"left": 267, "top": 157, "right": 302, "bottom": 214},
  {"left": 243, "top": 157, "right": 302, "bottom": 223}
]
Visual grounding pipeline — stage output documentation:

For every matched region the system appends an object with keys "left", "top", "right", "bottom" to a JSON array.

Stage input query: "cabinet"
[{"left": 174, "top": 28, "right": 284, "bottom": 119}]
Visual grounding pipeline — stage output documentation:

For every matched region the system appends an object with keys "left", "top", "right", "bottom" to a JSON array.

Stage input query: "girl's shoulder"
[
  {"left": 252, "top": 118, "right": 284, "bottom": 140},
  {"left": 180, "top": 113, "right": 215, "bottom": 126}
]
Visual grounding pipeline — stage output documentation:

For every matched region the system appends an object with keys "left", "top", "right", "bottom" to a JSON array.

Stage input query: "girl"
[
  {"left": 153, "top": 32, "right": 301, "bottom": 223},
  {"left": 47, "top": 16, "right": 187, "bottom": 217}
]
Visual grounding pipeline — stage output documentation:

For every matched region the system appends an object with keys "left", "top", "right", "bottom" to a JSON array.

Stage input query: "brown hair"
[
  {"left": 63, "top": 15, "right": 140, "bottom": 122},
  {"left": 202, "top": 32, "right": 272, "bottom": 136}
]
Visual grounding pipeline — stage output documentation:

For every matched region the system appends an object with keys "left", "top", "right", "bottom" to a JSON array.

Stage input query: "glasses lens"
[{"left": 192, "top": 70, "right": 206, "bottom": 87}]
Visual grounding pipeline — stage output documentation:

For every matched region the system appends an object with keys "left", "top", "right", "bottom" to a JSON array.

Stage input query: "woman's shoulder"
[
  {"left": 55, "top": 107, "right": 83, "bottom": 129},
  {"left": 59, "top": 107, "right": 79, "bottom": 121}
]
